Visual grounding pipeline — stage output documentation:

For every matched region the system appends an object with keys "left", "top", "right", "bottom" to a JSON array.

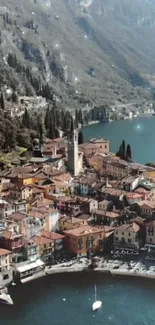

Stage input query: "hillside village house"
[
  {"left": 41, "top": 230, "right": 64, "bottom": 257},
  {"left": 86, "top": 153, "right": 107, "bottom": 172},
  {"left": 125, "top": 192, "right": 143, "bottom": 206},
  {"left": 23, "top": 238, "right": 39, "bottom": 262},
  {"left": 0, "top": 177, "right": 10, "bottom": 192},
  {"left": 134, "top": 187, "right": 151, "bottom": 200},
  {"left": 120, "top": 176, "right": 140, "bottom": 192},
  {"left": 0, "top": 248, "right": 11, "bottom": 272},
  {"left": 105, "top": 160, "right": 129, "bottom": 179},
  {"left": 79, "top": 138, "right": 109, "bottom": 156},
  {"left": 101, "top": 188, "right": 125, "bottom": 202},
  {"left": 114, "top": 223, "right": 140, "bottom": 251},
  {"left": 0, "top": 200, "right": 15, "bottom": 218},
  {"left": 31, "top": 235, "right": 54, "bottom": 262},
  {"left": 76, "top": 177, "right": 96, "bottom": 196},
  {"left": 64, "top": 225, "right": 105, "bottom": 257},
  {"left": 10, "top": 185, "right": 32, "bottom": 200},
  {"left": 0, "top": 228, "right": 23, "bottom": 263},
  {"left": 140, "top": 201, "right": 155, "bottom": 217},
  {"left": 98, "top": 200, "right": 113, "bottom": 211},
  {"left": 76, "top": 197, "right": 98, "bottom": 214},
  {"left": 59, "top": 216, "right": 88, "bottom": 232},
  {"left": 93, "top": 210, "right": 121, "bottom": 227},
  {"left": 144, "top": 221, "right": 155, "bottom": 256}
]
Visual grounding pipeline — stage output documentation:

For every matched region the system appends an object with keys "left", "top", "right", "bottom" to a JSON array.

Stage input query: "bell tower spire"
[{"left": 68, "top": 116, "right": 79, "bottom": 176}]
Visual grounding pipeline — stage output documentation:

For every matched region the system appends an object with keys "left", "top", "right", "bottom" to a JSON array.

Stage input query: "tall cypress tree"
[
  {"left": 122, "top": 139, "right": 126, "bottom": 160},
  {"left": 126, "top": 144, "right": 132, "bottom": 161},
  {"left": 78, "top": 109, "right": 83, "bottom": 126},
  {"left": 48, "top": 115, "right": 55, "bottom": 139},
  {"left": 44, "top": 106, "right": 50, "bottom": 130},
  {"left": 118, "top": 145, "right": 124, "bottom": 160},
  {"left": 0, "top": 92, "right": 5, "bottom": 110},
  {"left": 78, "top": 131, "right": 84, "bottom": 144},
  {"left": 22, "top": 108, "right": 31, "bottom": 129}
]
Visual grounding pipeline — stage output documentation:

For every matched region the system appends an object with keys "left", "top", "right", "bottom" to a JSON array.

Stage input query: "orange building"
[{"left": 64, "top": 225, "right": 105, "bottom": 257}]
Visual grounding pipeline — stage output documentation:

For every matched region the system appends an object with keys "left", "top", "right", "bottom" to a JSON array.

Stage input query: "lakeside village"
[{"left": 1, "top": 121, "right": 155, "bottom": 290}]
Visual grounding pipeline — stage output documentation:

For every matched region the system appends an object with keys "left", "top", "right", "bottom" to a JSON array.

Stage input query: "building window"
[
  {"left": 128, "top": 233, "right": 130, "bottom": 236},
  {"left": 150, "top": 238, "right": 152, "bottom": 242},
  {"left": 128, "top": 239, "right": 131, "bottom": 243},
  {"left": 115, "top": 237, "right": 118, "bottom": 241},
  {"left": 122, "top": 232, "right": 124, "bottom": 236},
  {"left": 116, "top": 231, "right": 118, "bottom": 235},
  {"left": 44, "top": 244, "right": 46, "bottom": 248}
]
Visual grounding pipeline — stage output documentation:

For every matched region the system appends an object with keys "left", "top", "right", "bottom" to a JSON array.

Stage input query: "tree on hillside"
[
  {"left": 0, "top": 92, "right": 5, "bottom": 110},
  {"left": 44, "top": 105, "right": 51, "bottom": 131},
  {"left": 78, "top": 109, "right": 83, "bottom": 126},
  {"left": 55, "top": 128, "right": 60, "bottom": 138},
  {"left": 78, "top": 131, "right": 84, "bottom": 144},
  {"left": 12, "top": 91, "right": 18, "bottom": 103},
  {"left": 48, "top": 117, "right": 55, "bottom": 139},
  {"left": 22, "top": 108, "right": 31, "bottom": 129},
  {"left": 38, "top": 117, "right": 44, "bottom": 146},
  {"left": 126, "top": 144, "right": 132, "bottom": 161}
]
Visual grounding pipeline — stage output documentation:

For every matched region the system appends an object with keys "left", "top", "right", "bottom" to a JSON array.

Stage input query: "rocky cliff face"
[{"left": 0, "top": 0, "right": 155, "bottom": 107}]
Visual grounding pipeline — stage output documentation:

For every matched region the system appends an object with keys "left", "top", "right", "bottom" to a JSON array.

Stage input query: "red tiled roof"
[
  {"left": 0, "top": 248, "right": 11, "bottom": 256},
  {"left": 64, "top": 225, "right": 105, "bottom": 237},
  {"left": 42, "top": 230, "right": 64, "bottom": 240},
  {"left": 31, "top": 235, "right": 53, "bottom": 245},
  {"left": 10, "top": 213, "right": 27, "bottom": 221},
  {"left": 1, "top": 230, "right": 23, "bottom": 239}
]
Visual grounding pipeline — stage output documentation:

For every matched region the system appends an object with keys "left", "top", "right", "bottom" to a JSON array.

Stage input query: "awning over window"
[{"left": 16, "top": 259, "right": 45, "bottom": 273}]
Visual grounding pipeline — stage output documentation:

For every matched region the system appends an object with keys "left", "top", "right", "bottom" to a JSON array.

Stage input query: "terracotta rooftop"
[
  {"left": 31, "top": 235, "right": 54, "bottom": 245},
  {"left": 95, "top": 210, "right": 120, "bottom": 218},
  {"left": 42, "top": 230, "right": 64, "bottom": 240},
  {"left": 64, "top": 225, "right": 105, "bottom": 237},
  {"left": 140, "top": 200, "right": 155, "bottom": 209},
  {"left": 116, "top": 222, "right": 140, "bottom": 233},
  {"left": 126, "top": 192, "right": 143, "bottom": 199},
  {"left": 1, "top": 230, "right": 23, "bottom": 239},
  {"left": 135, "top": 187, "right": 149, "bottom": 194},
  {"left": 0, "top": 248, "right": 11, "bottom": 256},
  {"left": 10, "top": 213, "right": 27, "bottom": 221}
]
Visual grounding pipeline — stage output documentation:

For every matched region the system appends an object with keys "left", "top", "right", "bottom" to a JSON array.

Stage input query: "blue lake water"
[
  {"left": 1, "top": 273, "right": 155, "bottom": 325},
  {"left": 83, "top": 117, "right": 155, "bottom": 164}
]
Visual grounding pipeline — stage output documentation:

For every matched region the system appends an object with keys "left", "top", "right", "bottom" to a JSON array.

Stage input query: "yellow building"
[
  {"left": 106, "top": 160, "right": 129, "bottom": 179},
  {"left": 31, "top": 235, "right": 54, "bottom": 261},
  {"left": 0, "top": 249, "right": 11, "bottom": 272}
]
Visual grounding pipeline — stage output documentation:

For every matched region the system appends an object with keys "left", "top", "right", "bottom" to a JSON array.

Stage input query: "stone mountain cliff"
[{"left": 0, "top": 0, "right": 155, "bottom": 108}]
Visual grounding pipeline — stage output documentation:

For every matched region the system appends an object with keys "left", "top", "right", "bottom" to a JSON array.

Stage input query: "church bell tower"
[{"left": 68, "top": 117, "right": 79, "bottom": 176}]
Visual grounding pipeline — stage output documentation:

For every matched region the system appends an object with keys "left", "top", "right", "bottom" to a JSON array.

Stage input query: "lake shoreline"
[{"left": 17, "top": 265, "right": 155, "bottom": 284}]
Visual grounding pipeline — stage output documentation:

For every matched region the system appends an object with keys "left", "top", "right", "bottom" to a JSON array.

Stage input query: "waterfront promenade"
[{"left": 16, "top": 257, "right": 155, "bottom": 284}]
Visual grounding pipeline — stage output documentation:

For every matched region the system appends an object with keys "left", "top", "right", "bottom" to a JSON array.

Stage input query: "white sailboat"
[{"left": 92, "top": 285, "right": 102, "bottom": 311}]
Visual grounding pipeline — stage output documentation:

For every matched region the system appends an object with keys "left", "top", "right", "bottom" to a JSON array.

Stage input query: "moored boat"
[
  {"left": 92, "top": 285, "right": 102, "bottom": 311},
  {"left": 0, "top": 287, "right": 13, "bottom": 305}
]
